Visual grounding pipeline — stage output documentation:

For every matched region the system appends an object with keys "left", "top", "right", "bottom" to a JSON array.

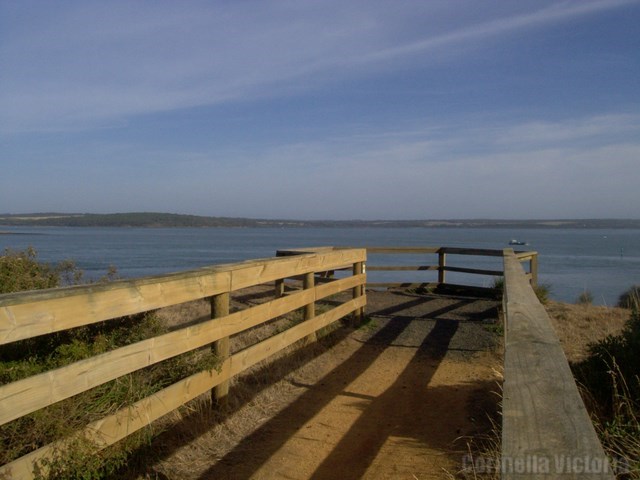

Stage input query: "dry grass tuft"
[
  {"left": 548, "top": 297, "right": 640, "bottom": 478},
  {"left": 545, "top": 300, "right": 630, "bottom": 363}
]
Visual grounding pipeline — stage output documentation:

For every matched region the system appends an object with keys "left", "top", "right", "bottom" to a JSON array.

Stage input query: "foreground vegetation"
[
  {"left": 0, "top": 249, "right": 219, "bottom": 479},
  {"left": 574, "top": 288, "right": 640, "bottom": 477},
  {"left": 545, "top": 287, "right": 640, "bottom": 478},
  {"left": 2, "top": 249, "right": 638, "bottom": 478},
  {"left": 465, "top": 285, "right": 639, "bottom": 479}
]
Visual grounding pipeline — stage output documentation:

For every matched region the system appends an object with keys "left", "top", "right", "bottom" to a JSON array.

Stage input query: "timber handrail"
[
  {"left": 501, "top": 249, "right": 613, "bottom": 479},
  {"left": 1, "top": 245, "right": 613, "bottom": 479},
  {"left": 0, "top": 248, "right": 367, "bottom": 479},
  {"left": 362, "top": 246, "right": 537, "bottom": 290}
]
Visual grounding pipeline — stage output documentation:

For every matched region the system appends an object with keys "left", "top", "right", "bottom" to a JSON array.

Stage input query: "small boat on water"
[{"left": 508, "top": 239, "right": 528, "bottom": 246}]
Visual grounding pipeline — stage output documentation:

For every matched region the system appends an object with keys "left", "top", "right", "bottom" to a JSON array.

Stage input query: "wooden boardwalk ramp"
[{"left": 146, "top": 288, "right": 503, "bottom": 480}]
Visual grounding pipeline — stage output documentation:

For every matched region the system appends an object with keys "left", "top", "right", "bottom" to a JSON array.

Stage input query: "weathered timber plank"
[
  {"left": 276, "top": 246, "right": 337, "bottom": 256},
  {"left": 303, "top": 272, "right": 317, "bottom": 344},
  {"left": 0, "top": 249, "right": 366, "bottom": 345},
  {"left": 366, "top": 265, "right": 438, "bottom": 271},
  {"left": 440, "top": 247, "right": 504, "bottom": 256},
  {"left": 228, "top": 249, "right": 365, "bottom": 290},
  {"left": 515, "top": 251, "right": 538, "bottom": 260},
  {"left": 0, "top": 274, "right": 365, "bottom": 427},
  {"left": 443, "top": 266, "right": 503, "bottom": 276},
  {"left": 0, "top": 364, "right": 232, "bottom": 480},
  {"left": 365, "top": 282, "right": 438, "bottom": 289},
  {"left": 229, "top": 296, "right": 366, "bottom": 376},
  {"left": 0, "top": 269, "right": 232, "bottom": 345},
  {"left": 0, "top": 293, "right": 366, "bottom": 480},
  {"left": 212, "top": 292, "right": 230, "bottom": 405},
  {"left": 502, "top": 250, "right": 613, "bottom": 479},
  {"left": 365, "top": 247, "right": 440, "bottom": 254}
]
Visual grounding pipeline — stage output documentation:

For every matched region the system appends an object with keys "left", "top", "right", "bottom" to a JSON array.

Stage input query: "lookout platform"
[
  {"left": 1, "top": 246, "right": 612, "bottom": 479},
  {"left": 146, "top": 287, "right": 503, "bottom": 479}
]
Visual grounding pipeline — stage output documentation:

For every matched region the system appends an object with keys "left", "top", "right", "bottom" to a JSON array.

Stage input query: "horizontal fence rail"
[
  {"left": 2, "top": 245, "right": 610, "bottom": 479},
  {"left": 363, "top": 246, "right": 537, "bottom": 290},
  {"left": 0, "top": 248, "right": 367, "bottom": 479},
  {"left": 502, "top": 249, "right": 612, "bottom": 479}
]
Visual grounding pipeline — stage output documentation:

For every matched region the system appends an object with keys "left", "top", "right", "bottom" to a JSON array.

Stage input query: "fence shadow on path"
[{"left": 196, "top": 292, "right": 490, "bottom": 479}]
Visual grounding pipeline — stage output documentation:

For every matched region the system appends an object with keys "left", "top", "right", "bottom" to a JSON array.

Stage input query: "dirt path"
[{"left": 142, "top": 289, "right": 503, "bottom": 480}]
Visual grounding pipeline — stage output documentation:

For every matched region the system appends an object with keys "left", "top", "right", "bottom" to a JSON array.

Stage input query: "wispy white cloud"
[
  {"left": 360, "top": 0, "right": 638, "bottom": 63},
  {"left": 107, "top": 112, "right": 636, "bottom": 219},
  {"left": 1, "top": 0, "right": 636, "bottom": 133},
  {"left": 3, "top": 114, "right": 637, "bottom": 218},
  {"left": 495, "top": 114, "right": 640, "bottom": 146}
]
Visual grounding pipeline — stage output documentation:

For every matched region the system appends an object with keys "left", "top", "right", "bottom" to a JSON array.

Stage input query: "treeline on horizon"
[{"left": 1, "top": 212, "right": 639, "bottom": 229}]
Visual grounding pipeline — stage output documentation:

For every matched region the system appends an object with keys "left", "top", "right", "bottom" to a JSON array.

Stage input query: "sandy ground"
[{"left": 132, "top": 288, "right": 503, "bottom": 480}]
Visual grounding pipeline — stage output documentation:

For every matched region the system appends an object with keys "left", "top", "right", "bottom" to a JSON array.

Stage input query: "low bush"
[
  {"left": 0, "top": 249, "right": 219, "bottom": 479},
  {"left": 0, "top": 246, "right": 78, "bottom": 293},
  {"left": 573, "top": 289, "right": 640, "bottom": 476},
  {"left": 533, "top": 283, "right": 551, "bottom": 304},
  {"left": 618, "top": 285, "right": 640, "bottom": 309},
  {"left": 577, "top": 290, "right": 594, "bottom": 305},
  {"left": 491, "top": 277, "right": 551, "bottom": 304}
]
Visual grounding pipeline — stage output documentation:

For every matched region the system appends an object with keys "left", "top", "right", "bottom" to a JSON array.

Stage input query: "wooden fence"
[
  {"left": 281, "top": 247, "right": 612, "bottom": 478},
  {"left": 1, "top": 245, "right": 614, "bottom": 478},
  {"left": 502, "top": 249, "right": 613, "bottom": 479},
  {"left": 363, "top": 246, "right": 538, "bottom": 290},
  {"left": 0, "top": 248, "right": 366, "bottom": 479}
]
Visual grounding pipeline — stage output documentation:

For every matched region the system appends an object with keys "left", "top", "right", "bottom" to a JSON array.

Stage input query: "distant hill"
[
  {"left": 1, "top": 213, "right": 639, "bottom": 229},
  {"left": 0, "top": 213, "right": 295, "bottom": 228}
]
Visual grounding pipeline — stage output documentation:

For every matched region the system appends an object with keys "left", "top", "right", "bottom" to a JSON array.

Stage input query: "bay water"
[{"left": 1, "top": 226, "right": 638, "bottom": 306}]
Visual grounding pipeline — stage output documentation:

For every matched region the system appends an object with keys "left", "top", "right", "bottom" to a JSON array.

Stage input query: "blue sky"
[{"left": 1, "top": 0, "right": 639, "bottom": 220}]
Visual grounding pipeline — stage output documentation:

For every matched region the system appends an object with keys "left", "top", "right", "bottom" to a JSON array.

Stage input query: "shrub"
[
  {"left": 0, "top": 248, "right": 219, "bottom": 478},
  {"left": 574, "top": 308, "right": 640, "bottom": 476},
  {"left": 618, "top": 285, "right": 640, "bottom": 309},
  {"left": 491, "top": 277, "right": 504, "bottom": 296},
  {"left": 577, "top": 290, "right": 594, "bottom": 305},
  {"left": 576, "top": 308, "right": 640, "bottom": 409},
  {"left": 0, "top": 247, "right": 83, "bottom": 294},
  {"left": 492, "top": 277, "right": 550, "bottom": 304},
  {"left": 0, "top": 247, "right": 59, "bottom": 293},
  {"left": 533, "top": 283, "right": 551, "bottom": 305}
]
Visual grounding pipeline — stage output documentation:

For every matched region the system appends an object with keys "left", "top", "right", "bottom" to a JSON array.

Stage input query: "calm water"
[{"left": 1, "top": 226, "right": 638, "bottom": 306}]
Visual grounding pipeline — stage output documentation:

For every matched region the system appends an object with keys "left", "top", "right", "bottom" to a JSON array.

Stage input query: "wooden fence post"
[
  {"left": 530, "top": 254, "right": 538, "bottom": 288},
  {"left": 438, "top": 250, "right": 446, "bottom": 285},
  {"left": 274, "top": 278, "right": 285, "bottom": 298},
  {"left": 211, "top": 292, "right": 230, "bottom": 407},
  {"left": 352, "top": 261, "right": 364, "bottom": 326},
  {"left": 303, "top": 272, "right": 317, "bottom": 344}
]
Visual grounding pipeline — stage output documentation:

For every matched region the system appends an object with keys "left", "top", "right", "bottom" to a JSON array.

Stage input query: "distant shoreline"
[{"left": 1, "top": 213, "right": 639, "bottom": 229}]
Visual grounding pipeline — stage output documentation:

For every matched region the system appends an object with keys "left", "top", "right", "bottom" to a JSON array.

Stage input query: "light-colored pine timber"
[
  {"left": 211, "top": 292, "right": 230, "bottom": 405},
  {"left": 0, "top": 249, "right": 365, "bottom": 345},
  {"left": 0, "top": 296, "right": 365, "bottom": 480},
  {"left": 501, "top": 250, "right": 612, "bottom": 479},
  {"left": 352, "top": 262, "right": 365, "bottom": 325},
  {"left": 0, "top": 274, "right": 365, "bottom": 427},
  {"left": 302, "top": 272, "right": 317, "bottom": 344},
  {"left": 438, "top": 251, "right": 446, "bottom": 284},
  {"left": 366, "top": 265, "right": 438, "bottom": 271},
  {"left": 442, "top": 266, "right": 503, "bottom": 276}
]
